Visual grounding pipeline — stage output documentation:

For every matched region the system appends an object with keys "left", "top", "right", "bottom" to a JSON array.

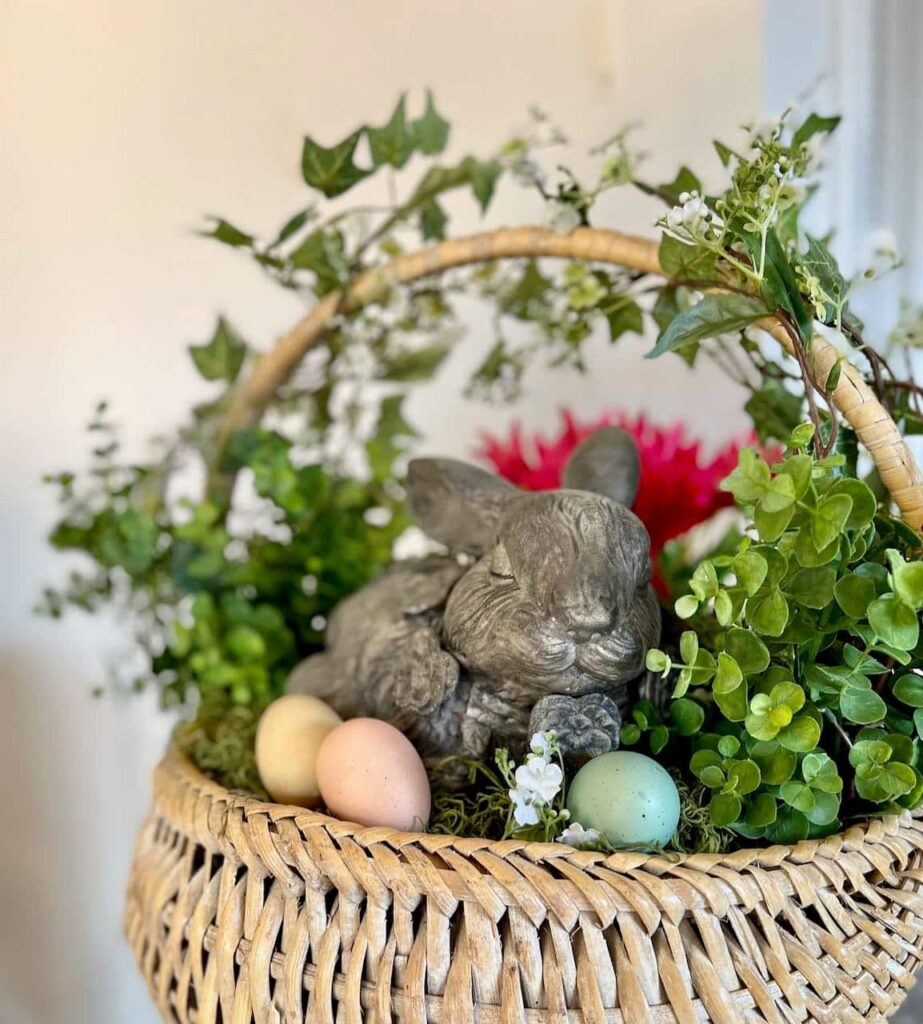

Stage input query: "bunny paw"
[{"left": 529, "top": 692, "right": 622, "bottom": 764}]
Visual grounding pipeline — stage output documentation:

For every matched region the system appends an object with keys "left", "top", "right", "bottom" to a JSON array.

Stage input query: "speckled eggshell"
[
  {"left": 566, "top": 751, "right": 681, "bottom": 848},
  {"left": 255, "top": 695, "right": 342, "bottom": 807},
  {"left": 316, "top": 718, "right": 431, "bottom": 831}
]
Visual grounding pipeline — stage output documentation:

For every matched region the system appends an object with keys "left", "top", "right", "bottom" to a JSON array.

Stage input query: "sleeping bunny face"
[
  {"left": 491, "top": 490, "right": 652, "bottom": 637},
  {"left": 407, "top": 427, "right": 660, "bottom": 698}
]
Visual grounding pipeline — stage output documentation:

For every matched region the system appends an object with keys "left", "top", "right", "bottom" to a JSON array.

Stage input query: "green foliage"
[
  {"left": 188, "top": 317, "right": 248, "bottom": 383},
  {"left": 647, "top": 429, "right": 923, "bottom": 840},
  {"left": 301, "top": 129, "right": 372, "bottom": 198},
  {"left": 42, "top": 96, "right": 923, "bottom": 847},
  {"left": 40, "top": 392, "right": 416, "bottom": 786},
  {"left": 646, "top": 294, "right": 768, "bottom": 359}
]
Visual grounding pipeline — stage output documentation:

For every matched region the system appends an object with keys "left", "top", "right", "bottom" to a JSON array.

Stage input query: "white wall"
[{"left": 0, "top": 3, "right": 763, "bottom": 1021}]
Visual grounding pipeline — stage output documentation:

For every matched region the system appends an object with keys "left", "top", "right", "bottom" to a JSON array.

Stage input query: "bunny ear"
[
  {"left": 562, "top": 426, "right": 641, "bottom": 507},
  {"left": 407, "top": 458, "right": 519, "bottom": 555}
]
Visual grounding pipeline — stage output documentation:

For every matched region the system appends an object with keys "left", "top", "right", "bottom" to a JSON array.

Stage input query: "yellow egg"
[
  {"left": 316, "top": 718, "right": 431, "bottom": 831},
  {"left": 255, "top": 694, "right": 342, "bottom": 806}
]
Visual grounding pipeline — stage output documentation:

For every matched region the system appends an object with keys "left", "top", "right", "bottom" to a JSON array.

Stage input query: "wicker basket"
[{"left": 126, "top": 228, "right": 923, "bottom": 1022}]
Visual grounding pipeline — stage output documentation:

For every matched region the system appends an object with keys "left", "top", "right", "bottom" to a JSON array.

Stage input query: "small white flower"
[
  {"left": 557, "top": 823, "right": 605, "bottom": 849},
  {"left": 665, "top": 190, "right": 713, "bottom": 239},
  {"left": 529, "top": 731, "right": 555, "bottom": 760},
  {"left": 514, "top": 756, "right": 564, "bottom": 804},
  {"left": 510, "top": 787, "right": 541, "bottom": 826}
]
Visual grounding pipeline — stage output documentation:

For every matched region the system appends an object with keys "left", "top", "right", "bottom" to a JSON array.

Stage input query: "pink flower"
[{"left": 478, "top": 410, "right": 754, "bottom": 595}]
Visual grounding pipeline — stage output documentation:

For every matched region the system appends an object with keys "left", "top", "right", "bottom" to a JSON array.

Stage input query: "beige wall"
[{"left": 0, "top": 2, "right": 763, "bottom": 1020}]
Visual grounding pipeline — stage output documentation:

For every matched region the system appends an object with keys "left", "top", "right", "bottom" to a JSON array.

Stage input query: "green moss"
[{"left": 174, "top": 695, "right": 268, "bottom": 797}]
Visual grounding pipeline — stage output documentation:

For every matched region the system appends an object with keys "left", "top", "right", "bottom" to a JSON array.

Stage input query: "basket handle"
[{"left": 214, "top": 226, "right": 923, "bottom": 530}]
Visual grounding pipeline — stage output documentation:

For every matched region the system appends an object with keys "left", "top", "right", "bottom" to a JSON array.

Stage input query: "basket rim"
[{"left": 160, "top": 742, "right": 923, "bottom": 877}]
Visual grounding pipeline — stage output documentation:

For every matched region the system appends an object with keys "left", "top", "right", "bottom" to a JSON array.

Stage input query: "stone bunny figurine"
[{"left": 288, "top": 426, "right": 661, "bottom": 783}]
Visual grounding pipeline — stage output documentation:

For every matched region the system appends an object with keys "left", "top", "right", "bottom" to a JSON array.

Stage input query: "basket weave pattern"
[
  {"left": 126, "top": 227, "right": 923, "bottom": 1021},
  {"left": 127, "top": 747, "right": 923, "bottom": 1023}
]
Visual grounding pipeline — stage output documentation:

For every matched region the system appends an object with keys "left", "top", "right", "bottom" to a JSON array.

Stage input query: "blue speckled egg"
[{"left": 565, "top": 751, "right": 681, "bottom": 848}]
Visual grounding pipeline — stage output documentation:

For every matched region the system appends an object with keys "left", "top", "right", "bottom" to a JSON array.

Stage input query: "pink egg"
[{"left": 316, "top": 718, "right": 431, "bottom": 831}]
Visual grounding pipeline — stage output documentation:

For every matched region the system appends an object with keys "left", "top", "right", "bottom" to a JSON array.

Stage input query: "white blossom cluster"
[
  {"left": 663, "top": 190, "right": 723, "bottom": 245},
  {"left": 508, "top": 731, "right": 564, "bottom": 827},
  {"left": 557, "top": 822, "right": 605, "bottom": 849}
]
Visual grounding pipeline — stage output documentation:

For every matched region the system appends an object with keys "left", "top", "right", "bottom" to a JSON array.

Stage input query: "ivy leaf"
[
  {"left": 411, "top": 90, "right": 450, "bottom": 155},
  {"left": 367, "top": 95, "right": 415, "bottom": 169},
  {"left": 658, "top": 234, "right": 716, "bottom": 282},
  {"left": 646, "top": 293, "right": 768, "bottom": 360},
  {"left": 288, "top": 230, "right": 347, "bottom": 295},
  {"left": 419, "top": 199, "right": 448, "bottom": 241},
  {"left": 200, "top": 217, "right": 254, "bottom": 248},
  {"left": 269, "top": 208, "right": 313, "bottom": 249},
  {"left": 604, "top": 297, "right": 644, "bottom": 344},
  {"left": 301, "top": 129, "right": 371, "bottom": 198},
  {"left": 744, "top": 380, "right": 804, "bottom": 444},
  {"left": 657, "top": 166, "right": 702, "bottom": 201},
  {"left": 792, "top": 113, "right": 841, "bottom": 148},
  {"left": 714, "top": 140, "right": 736, "bottom": 167},
  {"left": 801, "top": 235, "right": 849, "bottom": 323},
  {"left": 749, "top": 227, "right": 813, "bottom": 343},
  {"left": 188, "top": 318, "right": 247, "bottom": 383},
  {"left": 466, "top": 157, "right": 502, "bottom": 212},
  {"left": 502, "top": 261, "right": 550, "bottom": 320}
]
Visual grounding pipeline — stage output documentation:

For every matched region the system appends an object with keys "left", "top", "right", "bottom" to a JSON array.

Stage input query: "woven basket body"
[
  {"left": 127, "top": 747, "right": 923, "bottom": 1023},
  {"left": 125, "top": 226, "right": 923, "bottom": 1021}
]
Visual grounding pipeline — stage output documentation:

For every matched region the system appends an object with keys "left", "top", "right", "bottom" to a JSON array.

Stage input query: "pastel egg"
[
  {"left": 316, "top": 718, "right": 431, "bottom": 831},
  {"left": 255, "top": 694, "right": 342, "bottom": 806},
  {"left": 566, "top": 751, "right": 681, "bottom": 848}
]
